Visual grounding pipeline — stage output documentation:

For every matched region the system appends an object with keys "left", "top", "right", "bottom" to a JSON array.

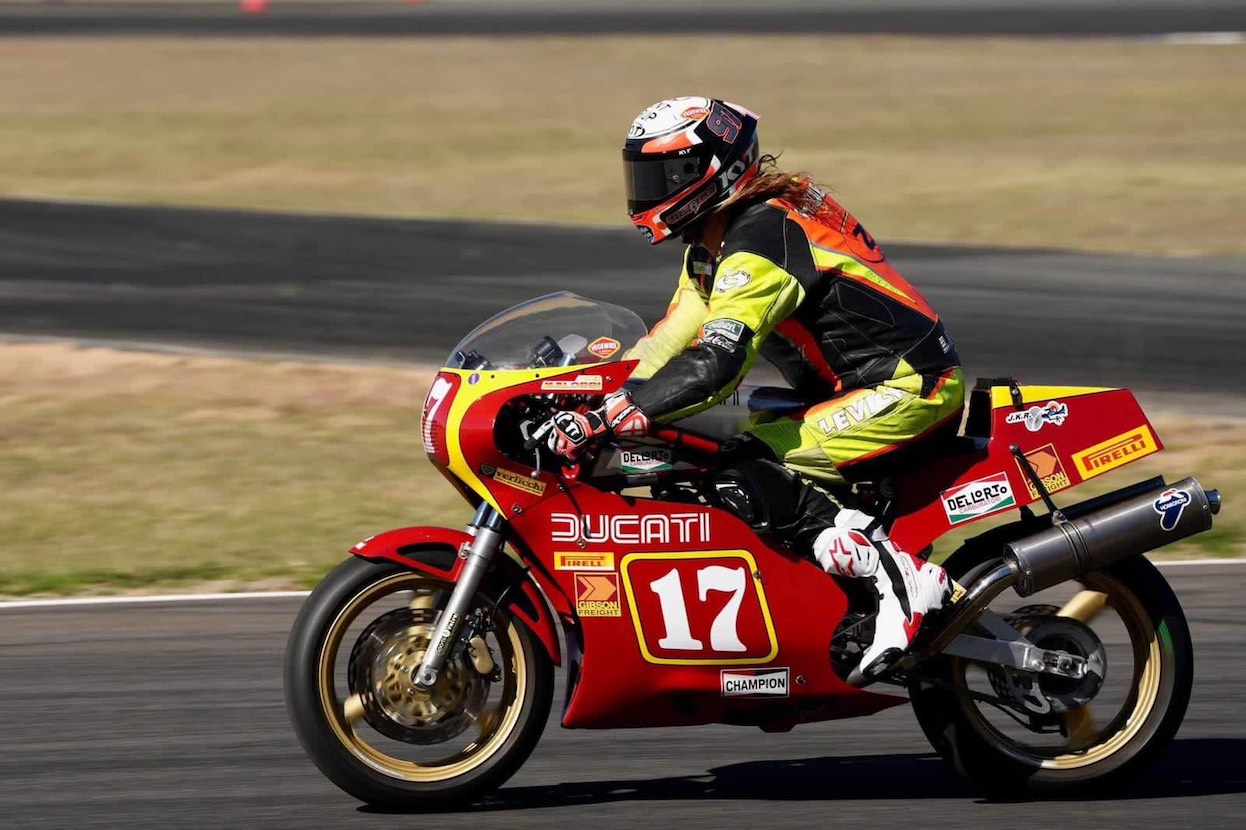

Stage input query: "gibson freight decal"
[
  {"left": 1073, "top": 426, "right": 1158, "bottom": 479},
  {"left": 554, "top": 551, "right": 615, "bottom": 571},
  {"left": 941, "top": 472, "right": 1017, "bottom": 525},
  {"left": 720, "top": 668, "right": 790, "bottom": 697},
  {"left": 575, "top": 573, "right": 621, "bottom": 617},
  {"left": 1015, "top": 444, "right": 1072, "bottom": 500}
]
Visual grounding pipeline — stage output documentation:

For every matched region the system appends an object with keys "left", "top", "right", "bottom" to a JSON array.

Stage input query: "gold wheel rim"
[
  {"left": 958, "top": 571, "right": 1162, "bottom": 771},
  {"left": 316, "top": 572, "right": 527, "bottom": 782}
]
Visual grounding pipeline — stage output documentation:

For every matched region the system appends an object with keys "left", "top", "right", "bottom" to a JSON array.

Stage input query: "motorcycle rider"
[{"left": 538, "top": 97, "right": 964, "bottom": 683}]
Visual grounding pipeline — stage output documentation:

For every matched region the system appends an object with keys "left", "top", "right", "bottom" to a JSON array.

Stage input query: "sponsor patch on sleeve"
[
  {"left": 713, "top": 269, "right": 752, "bottom": 293},
  {"left": 699, "top": 318, "right": 747, "bottom": 351}
]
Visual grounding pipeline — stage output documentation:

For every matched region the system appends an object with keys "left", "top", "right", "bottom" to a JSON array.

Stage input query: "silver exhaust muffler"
[
  {"left": 909, "top": 476, "right": 1219, "bottom": 664},
  {"left": 1005, "top": 476, "right": 1218, "bottom": 596}
]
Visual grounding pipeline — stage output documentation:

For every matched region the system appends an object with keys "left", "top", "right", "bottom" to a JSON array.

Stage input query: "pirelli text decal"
[{"left": 1073, "top": 425, "right": 1158, "bottom": 479}]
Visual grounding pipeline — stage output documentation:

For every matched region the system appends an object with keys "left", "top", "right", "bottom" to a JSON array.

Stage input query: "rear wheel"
[
  {"left": 285, "top": 557, "right": 553, "bottom": 808},
  {"left": 910, "top": 556, "right": 1192, "bottom": 796}
]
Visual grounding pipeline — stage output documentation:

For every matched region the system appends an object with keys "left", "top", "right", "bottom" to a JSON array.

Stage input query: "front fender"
[{"left": 350, "top": 526, "right": 561, "bottom": 666}]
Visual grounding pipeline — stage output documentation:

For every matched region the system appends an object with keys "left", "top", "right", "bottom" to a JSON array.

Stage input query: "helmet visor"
[{"left": 623, "top": 154, "right": 707, "bottom": 212}]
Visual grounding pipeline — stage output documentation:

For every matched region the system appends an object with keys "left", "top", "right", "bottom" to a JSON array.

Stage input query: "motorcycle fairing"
[
  {"left": 888, "top": 384, "right": 1161, "bottom": 553},
  {"left": 424, "top": 363, "right": 635, "bottom": 515},
  {"left": 415, "top": 358, "right": 1169, "bottom": 731},
  {"left": 506, "top": 487, "right": 907, "bottom": 729},
  {"left": 351, "top": 526, "right": 562, "bottom": 666}
]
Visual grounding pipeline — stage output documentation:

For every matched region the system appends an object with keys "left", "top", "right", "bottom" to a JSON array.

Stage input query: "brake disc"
[{"left": 346, "top": 607, "right": 490, "bottom": 745}]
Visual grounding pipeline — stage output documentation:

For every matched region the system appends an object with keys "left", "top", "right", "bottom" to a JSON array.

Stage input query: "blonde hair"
[{"left": 723, "top": 153, "right": 830, "bottom": 217}]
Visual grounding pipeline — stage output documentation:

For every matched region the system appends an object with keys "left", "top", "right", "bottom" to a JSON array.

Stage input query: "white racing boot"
[{"left": 814, "top": 509, "right": 952, "bottom": 685}]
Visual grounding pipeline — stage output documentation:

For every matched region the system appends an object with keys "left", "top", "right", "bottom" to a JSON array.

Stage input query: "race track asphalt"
[
  {"left": 1, "top": 0, "right": 1244, "bottom": 37},
  {"left": 1, "top": 563, "right": 1243, "bottom": 829},
  {"left": 1, "top": 198, "right": 1243, "bottom": 402}
]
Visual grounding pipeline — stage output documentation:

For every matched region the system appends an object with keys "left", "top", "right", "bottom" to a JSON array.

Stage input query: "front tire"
[
  {"left": 284, "top": 556, "right": 554, "bottom": 808},
  {"left": 910, "top": 556, "right": 1193, "bottom": 796}
]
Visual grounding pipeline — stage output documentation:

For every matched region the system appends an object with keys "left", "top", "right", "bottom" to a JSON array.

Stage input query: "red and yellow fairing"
[{"left": 889, "top": 384, "right": 1163, "bottom": 553}]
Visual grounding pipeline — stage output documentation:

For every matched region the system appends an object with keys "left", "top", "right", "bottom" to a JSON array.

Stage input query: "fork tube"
[{"left": 413, "top": 505, "right": 506, "bottom": 688}]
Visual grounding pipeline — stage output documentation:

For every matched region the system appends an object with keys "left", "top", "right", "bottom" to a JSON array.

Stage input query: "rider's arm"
[
  {"left": 630, "top": 249, "right": 804, "bottom": 422},
  {"left": 624, "top": 250, "right": 708, "bottom": 380}
]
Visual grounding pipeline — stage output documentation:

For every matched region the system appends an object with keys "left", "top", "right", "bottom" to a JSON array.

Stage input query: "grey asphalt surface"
[
  {"left": 1, "top": 0, "right": 1244, "bottom": 37},
  {"left": 2, "top": 198, "right": 1243, "bottom": 401},
  {"left": 1, "top": 563, "right": 1243, "bottom": 829}
]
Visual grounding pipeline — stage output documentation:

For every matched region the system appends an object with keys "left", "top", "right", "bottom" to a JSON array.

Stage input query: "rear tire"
[
  {"left": 910, "top": 556, "right": 1193, "bottom": 796},
  {"left": 285, "top": 557, "right": 554, "bottom": 808}
]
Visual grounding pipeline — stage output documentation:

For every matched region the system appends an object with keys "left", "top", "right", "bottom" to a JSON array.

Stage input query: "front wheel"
[
  {"left": 910, "top": 556, "right": 1193, "bottom": 796},
  {"left": 284, "top": 556, "right": 554, "bottom": 808}
]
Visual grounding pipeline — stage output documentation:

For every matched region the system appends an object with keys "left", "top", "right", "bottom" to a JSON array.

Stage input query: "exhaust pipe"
[
  {"left": 1005, "top": 476, "right": 1218, "bottom": 596},
  {"left": 901, "top": 477, "right": 1218, "bottom": 673}
]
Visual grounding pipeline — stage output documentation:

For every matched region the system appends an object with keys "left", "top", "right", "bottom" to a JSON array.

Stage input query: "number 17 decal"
[{"left": 620, "top": 551, "right": 779, "bottom": 665}]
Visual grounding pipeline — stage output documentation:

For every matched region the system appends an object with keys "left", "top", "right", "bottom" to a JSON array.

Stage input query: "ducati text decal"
[
  {"left": 1153, "top": 488, "right": 1192, "bottom": 532},
  {"left": 1014, "top": 444, "right": 1072, "bottom": 500},
  {"left": 941, "top": 472, "right": 1017, "bottom": 525},
  {"left": 551, "top": 512, "right": 711, "bottom": 546},
  {"left": 554, "top": 551, "right": 615, "bottom": 571},
  {"left": 575, "top": 573, "right": 621, "bottom": 617},
  {"left": 1005, "top": 400, "right": 1069, "bottom": 433},
  {"left": 1073, "top": 426, "right": 1159, "bottom": 479},
  {"left": 721, "top": 668, "right": 789, "bottom": 697}
]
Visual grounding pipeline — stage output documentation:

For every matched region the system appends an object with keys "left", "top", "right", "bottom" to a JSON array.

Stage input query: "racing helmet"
[{"left": 623, "top": 97, "right": 760, "bottom": 244}]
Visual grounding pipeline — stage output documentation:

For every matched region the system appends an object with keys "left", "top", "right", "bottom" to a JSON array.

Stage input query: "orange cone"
[{"left": 240, "top": 0, "right": 269, "bottom": 14}]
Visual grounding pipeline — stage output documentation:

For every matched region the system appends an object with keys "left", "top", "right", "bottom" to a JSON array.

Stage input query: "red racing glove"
[{"left": 541, "top": 390, "right": 651, "bottom": 460}]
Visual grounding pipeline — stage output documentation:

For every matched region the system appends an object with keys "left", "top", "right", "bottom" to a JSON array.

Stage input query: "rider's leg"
[
  {"left": 714, "top": 434, "right": 951, "bottom": 681},
  {"left": 731, "top": 371, "right": 965, "bottom": 681}
]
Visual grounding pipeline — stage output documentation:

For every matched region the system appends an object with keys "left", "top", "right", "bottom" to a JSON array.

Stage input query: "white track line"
[
  {"left": 0, "top": 559, "right": 1240, "bottom": 610},
  {"left": 0, "top": 590, "right": 310, "bottom": 610}
]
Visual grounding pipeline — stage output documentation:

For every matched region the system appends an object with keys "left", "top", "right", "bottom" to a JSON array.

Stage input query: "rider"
[{"left": 539, "top": 97, "right": 965, "bottom": 683}]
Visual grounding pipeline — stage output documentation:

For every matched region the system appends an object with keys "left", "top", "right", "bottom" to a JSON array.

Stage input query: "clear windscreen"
[{"left": 444, "top": 292, "right": 649, "bottom": 371}]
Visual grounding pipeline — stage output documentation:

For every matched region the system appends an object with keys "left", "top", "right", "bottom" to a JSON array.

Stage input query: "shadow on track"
[{"left": 358, "top": 737, "right": 1246, "bottom": 814}]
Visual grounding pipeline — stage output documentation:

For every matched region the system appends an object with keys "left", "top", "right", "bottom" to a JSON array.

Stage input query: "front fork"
[{"left": 413, "top": 502, "right": 506, "bottom": 689}]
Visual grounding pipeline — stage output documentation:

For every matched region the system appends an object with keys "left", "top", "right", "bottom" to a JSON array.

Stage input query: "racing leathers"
[{"left": 624, "top": 192, "right": 966, "bottom": 680}]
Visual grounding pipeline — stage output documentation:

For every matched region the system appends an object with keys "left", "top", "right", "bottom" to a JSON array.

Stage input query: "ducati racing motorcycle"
[{"left": 285, "top": 292, "right": 1220, "bottom": 806}]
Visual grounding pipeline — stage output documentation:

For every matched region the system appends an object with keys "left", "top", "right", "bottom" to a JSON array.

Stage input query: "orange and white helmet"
[{"left": 623, "top": 96, "right": 761, "bottom": 244}]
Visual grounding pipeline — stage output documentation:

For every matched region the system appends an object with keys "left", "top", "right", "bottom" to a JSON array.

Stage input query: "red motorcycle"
[{"left": 285, "top": 292, "right": 1219, "bottom": 806}]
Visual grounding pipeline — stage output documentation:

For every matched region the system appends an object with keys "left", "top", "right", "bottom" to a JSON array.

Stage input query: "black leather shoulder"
[{"left": 720, "top": 202, "right": 788, "bottom": 267}]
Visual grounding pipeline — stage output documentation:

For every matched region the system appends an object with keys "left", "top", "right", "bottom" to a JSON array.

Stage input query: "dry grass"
[
  {"left": 0, "top": 36, "right": 1242, "bottom": 254},
  {"left": 0, "top": 343, "right": 1239, "bottom": 596}
]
